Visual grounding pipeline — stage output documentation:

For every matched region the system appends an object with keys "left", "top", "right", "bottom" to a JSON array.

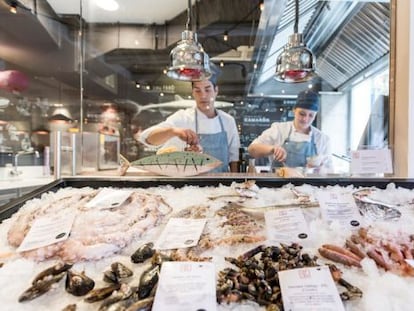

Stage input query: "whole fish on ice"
[{"left": 130, "top": 151, "right": 222, "bottom": 176}]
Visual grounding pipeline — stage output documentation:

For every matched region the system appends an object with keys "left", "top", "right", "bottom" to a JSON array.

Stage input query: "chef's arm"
[
  {"left": 146, "top": 127, "right": 199, "bottom": 146},
  {"left": 248, "top": 142, "right": 275, "bottom": 158},
  {"left": 248, "top": 143, "right": 286, "bottom": 162}
]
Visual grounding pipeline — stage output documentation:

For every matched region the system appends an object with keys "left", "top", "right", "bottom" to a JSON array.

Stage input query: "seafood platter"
[{"left": 1, "top": 177, "right": 414, "bottom": 311}]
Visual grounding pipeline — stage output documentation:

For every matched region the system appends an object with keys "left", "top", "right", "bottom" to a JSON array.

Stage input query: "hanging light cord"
[
  {"left": 185, "top": 0, "right": 192, "bottom": 31},
  {"left": 294, "top": 0, "right": 299, "bottom": 34}
]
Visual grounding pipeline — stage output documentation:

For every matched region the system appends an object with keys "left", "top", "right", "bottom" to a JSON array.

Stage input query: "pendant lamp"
[
  {"left": 275, "top": 0, "right": 315, "bottom": 83},
  {"left": 166, "top": 0, "right": 212, "bottom": 81}
]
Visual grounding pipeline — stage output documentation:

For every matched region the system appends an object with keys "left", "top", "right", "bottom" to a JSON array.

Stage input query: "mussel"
[
  {"left": 84, "top": 283, "right": 122, "bottom": 303},
  {"left": 131, "top": 242, "right": 155, "bottom": 263},
  {"left": 32, "top": 262, "right": 73, "bottom": 284},
  {"left": 65, "top": 270, "right": 95, "bottom": 296},
  {"left": 103, "top": 262, "right": 133, "bottom": 284},
  {"left": 138, "top": 264, "right": 159, "bottom": 299},
  {"left": 19, "top": 272, "right": 66, "bottom": 302}
]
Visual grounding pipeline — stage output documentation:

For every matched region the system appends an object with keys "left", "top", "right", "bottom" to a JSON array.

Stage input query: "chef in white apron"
[
  {"left": 138, "top": 75, "right": 240, "bottom": 173},
  {"left": 247, "top": 90, "right": 331, "bottom": 171}
]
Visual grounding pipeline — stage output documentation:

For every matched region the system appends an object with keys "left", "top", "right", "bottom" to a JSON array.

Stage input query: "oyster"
[{"left": 65, "top": 270, "right": 95, "bottom": 296}]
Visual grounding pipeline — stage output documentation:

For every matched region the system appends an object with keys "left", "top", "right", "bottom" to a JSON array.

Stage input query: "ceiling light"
[
  {"left": 9, "top": 2, "right": 17, "bottom": 14},
  {"left": 166, "top": 0, "right": 211, "bottom": 81},
  {"left": 275, "top": 0, "right": 316, "bottom": 83},
  {"left": 259, "top": 0, "right": 264, "bottom": 12},
  {"left": 220, "top": 60, "right": 224, "bottom": 68},
  {"left": 223, "top": 31, "right": 228, "bottom": 42},
  {"left": 95, "top": 0, "right": 119, "bottom": 11}
]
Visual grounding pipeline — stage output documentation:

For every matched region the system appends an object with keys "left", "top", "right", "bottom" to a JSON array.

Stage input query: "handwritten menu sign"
[
  {"left": 279, "top": 266, "right": 345, "bottom": 311},
  {"left": 350, "top": 149, "right": 393, "bottom": 174}
]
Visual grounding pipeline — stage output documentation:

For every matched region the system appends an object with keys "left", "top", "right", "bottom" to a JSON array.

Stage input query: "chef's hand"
[
  {"left": 271, "top": 145, "right": 287, "bottom": 163},
  {"left": 184, "top": 144, "right": 203, "bottom": 153},
  {"left": 175, "top": 128, "right": 199, "bottom": 146}
]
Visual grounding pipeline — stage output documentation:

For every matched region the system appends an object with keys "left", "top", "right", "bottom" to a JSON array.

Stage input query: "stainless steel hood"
[{"left": 250, "top": 0, "right": 390, "bottom": 96}]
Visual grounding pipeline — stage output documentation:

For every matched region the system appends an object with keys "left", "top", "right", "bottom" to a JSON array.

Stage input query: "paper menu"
[
  {"left": 152, "top": 261, "right": 216, "bottom": 311},
  {"left": 265, "top": 208, "right": 311, "bottom": 244},
  {"left": 350, "top": 149, "right": 393, "bottom": 174},
  {"left": 279, "top": 266, "right": 345, "bottom": 311},
  {"left": 155, "top": 217, "right": 207, "bottom": 250},
  {"left": 85, "top": 188, "right": 133, "bottom": 209},
  {"left": 17, "top": 213, "right": 75, "bottom": 252},
  {"left": 316, "top": 191, "right": 362, "bottom": 228}
]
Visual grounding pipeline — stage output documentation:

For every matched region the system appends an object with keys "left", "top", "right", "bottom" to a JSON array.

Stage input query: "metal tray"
[{"left": 2, "top": 176, "right": 414, "bottom": 221}]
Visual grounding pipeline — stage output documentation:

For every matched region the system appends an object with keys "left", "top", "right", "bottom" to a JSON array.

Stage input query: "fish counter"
[{"left": 0, "top": 177, "right": 414, "bottom": 311}]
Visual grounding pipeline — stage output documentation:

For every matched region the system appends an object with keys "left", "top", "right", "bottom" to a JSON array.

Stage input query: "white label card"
[
  {"left": 406, "top": 259, "right": 414, "bottom": 268},
  {"left": 85, "top": 188, "right": 133, "bottom": 209},
  {"left": 350, "top": 149, "right": 393, "bottom": 174},
  {"left": 152, "top": 261, "right": 217, "bottom": 311},
  {"left": 265, "top": 208, "right": 310, "bottom": 243},
  {"left": 155, "top": 217, "right": 207, "bottom": 250},
  {"left": 279, "top": 266, "right": 345, "bottom": 311},
  {"left": 316, "top": 191, "right": 362, "bottom": 228},
  {"left": 17, "top": 213, "right": 75, "bottom": 252}
]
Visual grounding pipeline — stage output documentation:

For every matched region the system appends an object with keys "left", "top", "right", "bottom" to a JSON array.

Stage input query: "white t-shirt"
[{"left": 139, "top": 107, "right": 240, "bottom": 162}]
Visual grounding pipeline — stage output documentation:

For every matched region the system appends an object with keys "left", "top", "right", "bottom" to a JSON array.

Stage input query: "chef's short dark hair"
[{"left": 191, "top": 73, "right": 217, "bottom": 88}]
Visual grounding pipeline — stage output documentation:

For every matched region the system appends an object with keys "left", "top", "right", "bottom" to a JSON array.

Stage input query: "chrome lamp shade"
[
  {"left": 166, "top": 30, "right": 212, "bottom": 81},
  {"left": 275, "top": 33, "right": 315, "bottom": 83}
]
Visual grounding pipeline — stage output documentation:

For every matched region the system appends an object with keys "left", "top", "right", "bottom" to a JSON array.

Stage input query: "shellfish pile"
[{"left": 0, "top": 181, "right": 414, "bottom": 310}]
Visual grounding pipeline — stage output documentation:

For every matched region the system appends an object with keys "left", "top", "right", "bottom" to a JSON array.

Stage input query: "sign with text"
[
  {"left": 350, "top": 148, "right": 393, "bottom": 174},
  {"left": 279, "top": 266, "right": 345, "bottom": 311}
]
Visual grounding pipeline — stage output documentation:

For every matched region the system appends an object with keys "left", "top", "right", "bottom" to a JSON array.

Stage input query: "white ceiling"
[{"left": 45, "top": 0, "right": 188, "bottom": 24}]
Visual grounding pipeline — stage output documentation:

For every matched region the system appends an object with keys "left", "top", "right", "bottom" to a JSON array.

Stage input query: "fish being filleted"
[{"left": 130, "top": 151, "right": 221, "bottom": 176}]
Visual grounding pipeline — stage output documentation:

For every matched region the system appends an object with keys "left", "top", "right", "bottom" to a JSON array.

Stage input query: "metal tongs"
[{"left": 353, "top": 188, "right": 402, "bottom": 221}]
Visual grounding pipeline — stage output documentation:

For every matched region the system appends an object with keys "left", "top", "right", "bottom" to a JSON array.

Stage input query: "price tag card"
[
  {"left": 85, "top": 188, "right": 133, "bottom": 209},
  {"left": 406, "top": 259, "right": 414, "bottom": 268},
  {"left": 279, "top": 266, "right": 345, "bottom": 311},
  {"left": 153, "top": 261, "right": 217, "bottom": 311},
  {"left": 350, "top": 149, "right": 393, "bottom": 174},
  {"left": 17, "top": 213, "right": 75, "bottom": 252},
  {"left": 316, "top": 191, "right": 362, "bottom": 228},
  {"left": 265, "top": 208, "right": 310, "bottom": 243},
  {"left": 155, "top": 218, "right": 206, "bottom": 250}
]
